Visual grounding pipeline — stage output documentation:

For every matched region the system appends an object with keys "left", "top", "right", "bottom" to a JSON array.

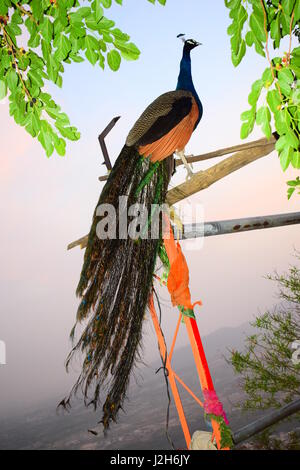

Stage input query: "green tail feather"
[{"left": 63, "top": 145, "right": 173, "bottom": 429}]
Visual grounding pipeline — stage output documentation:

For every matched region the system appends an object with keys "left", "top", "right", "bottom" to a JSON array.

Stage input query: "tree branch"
[
  {"left": 98, "top": 136, "right": 275, "bottom": 181},
  {"left": 176, "top": 136, "right": 275, "bottom": 166},
  {"left": 166, "top": 139, "right": 275, "bottom": 206}
]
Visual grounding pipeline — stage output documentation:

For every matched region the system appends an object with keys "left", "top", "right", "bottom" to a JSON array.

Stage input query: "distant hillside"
[{"left": 1, "top": 322, "right": 295, "bottom": 450}]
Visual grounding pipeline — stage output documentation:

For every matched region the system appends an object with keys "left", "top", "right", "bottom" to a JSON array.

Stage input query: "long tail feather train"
[{"left": 63, "top": 145, "right": 173, "bottom": 429}]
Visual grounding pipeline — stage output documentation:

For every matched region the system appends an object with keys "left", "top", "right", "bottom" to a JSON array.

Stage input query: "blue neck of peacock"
[{"left": 176, "top": 47, "right": 203, "bottom": 128}]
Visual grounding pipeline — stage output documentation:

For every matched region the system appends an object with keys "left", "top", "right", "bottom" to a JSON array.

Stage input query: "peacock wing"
[{"left": 126, "top": 90, "right": 194, "bottom": 147}]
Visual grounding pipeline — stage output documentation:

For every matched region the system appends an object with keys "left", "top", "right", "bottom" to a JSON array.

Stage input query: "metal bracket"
[{"left": 98, "top": 116, "right": 121, "bottom": 172}]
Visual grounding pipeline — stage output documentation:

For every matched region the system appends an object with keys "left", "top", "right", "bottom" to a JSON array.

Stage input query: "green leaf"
[
  {"left": 28, "top": 27, "right": 40, "bottom": 48},
  {"left": 274, "top": 110, "right": 288, "bottom": 135},
  {"left": 245, "top": 30, "right": 255, "bottom": 47},
  {"left": 8, "top": 21, "right": 22, "bottom": 37},
  {"left": 111, "top": 28, "right": 130, "bottom": 41},
  {"left": 98, "top": 51, "right": 105, "bottom": 69},
  {"left": 256, "top": 106, "right": 272, "bottom": 139},
  {"left": 253, "top": 36, "right": 265, "bottom": 57},
  {"left": 55, "top": 74, "right": 63, "bottom": 88},
  {"left": 9, "top": 91, "right": 25, "bottom": 124},
  {"left": 96, "top": 17, "right": 115, "bottom": 30},
  {"left": 25, "top": 109, "right": 40, "bottom": 138},
  {"left": 41, "top": 39, "right": 51, "bottom": 63},
  {"left": 267, "top": 89, "right": 281, "bottom": 113},
  {"left": 240, "top": 108, "right": 255, "bottom": 139},
  {"left": 46, "top": 54, "right": 59, "bottom": 82},
  {"left": 292, "top": 46, "right": 300, "bottom": 58},
  {"left": 248, "top": 79, "right": 263, "bottom": 107},
  {"left": 39, "top": 92, "right": 58, "bottom": 108},
  {"left": 31, "top": 0, "right": 43, "bottom": 21},
  {"left": 54, "top": 35, "right": 72, "bottom": 62},
  {"left": 240, "top": 120, "right": 254, "bottom": 139},
  {"left": 270, "top": 11, "right": 281, "bottom": 49},
  {"left": 0, "top": 50, "right": 12, "bottom": 70},
  {"left": 76, "top": 7, "right": 91, "bottom": 18},
  {"left": 85, "top": 35, "right": 99, "bottom": 50},
  {"left": 38, "top": 126, "right": 54, "bottom": 157},
  {"left": 70, "top": 23, "right": 86, "bottom": 39},
  {"left": 46, "top": 106, "right": 70, "bottom": 126},
  {"left": 28, "top": 68, "right": 44, "bottom": 88},
  {"left": 69, "top": 53, "right": 84, "bottom": 63},
  {"left": 100, "top": 0, "right": 112, "bottom": 8},
  {"left": 52, "top": 133, "right": 66, "bottom": 156},
  {"left": 40, "top": 18, "right": 53, "bottom": 43},
  {"left": 55, "top": 123, "right": 80, "bottom": 140},
  {"left": 228, "top": 3, "right": 247, "bottom": 66},
  {"left": 86, "top": 14, "right": 114, "bottom": 31},
  {"left": 287, "top": 177, "right": 300, "bottom": 187},
  {"left": 17, "top": 54, "right": 29, "bottom": 72},
  {"left": 225, "top": 0, "right": 241, "bottom": 9},
  {"left": 92, "top": 0, "right": 104, "bottom": 20},
  {"left": 278, "top": 67, "right": 294, "bottom": 84},
  {"left": 11, "top": 10, "right": 23, "bottom": 25},
  {"left": 107, "top": 49, "right": 121, "bottom": 71},
  {"left": 278, "top": 78, "right": 292, "bottom": 96},
  {"left": 0, "top": 79, "right": 7, "bottom": 100},
  {"left": 279, "top": 145, "right": 293, "bottom": 171},
  {"left": 250, "top": 9, "right": 266, "bottom": 43},
  {"left": 232, "top": 39, "right": 246, "bottom": 67},
  {"left": 84, "top": 35, "right": 99, "bottom": 65},
  {"left": 6, "top": 69, "right": 18, "bottom": 92},
  {"left": 280, "top": 10, "right": 291, "bottom": 35},
  {"left": 281, "top": 0, "right": 295, "bottom": 16},
  {"left": 262, "top": 67, "right": 273, "bottom": 87},
  {"left": 102, "top": 31, "right": 113, "bottom": 42},
  {"left": 241, "top": 109, "right": 253, "bottom": 121},
  {"left": 292, "top": 151, "right": 300, "bottom": 169},
  {"left": 285, "top": 129, "right": 299, "bottom": 149},
  {"left": 287, "top": 187, "right": 296, "bottom": 199},
  {"left": 275, "top": 135, "right": 287, "bottom": 153},
  {"left": 0, "top": 2, "right": 8, "bottom": 15},
  {"left": 114, "top": 40, "right": 140, "bottom": 60}
]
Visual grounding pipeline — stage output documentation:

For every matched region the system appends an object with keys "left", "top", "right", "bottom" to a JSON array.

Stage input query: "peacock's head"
[{"left": 177, "top": 34, "right": 202, "bottom": 51}]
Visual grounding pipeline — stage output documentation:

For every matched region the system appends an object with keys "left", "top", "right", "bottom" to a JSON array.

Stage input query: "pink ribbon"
[{"left": 203, "top": 389, "right": 229, "bottom": 425}]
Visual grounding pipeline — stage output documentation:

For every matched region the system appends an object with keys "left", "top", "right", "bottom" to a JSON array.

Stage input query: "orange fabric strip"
[
  {"left": 173, "top": 371, "right": 204, "bottom": 408},
  {"left": 159, "top": 215, "right": 230, "bottom": 450},
  {"left": 148, "top": 293, "right": 191, "bottom": 448},
  {"left": 168, "top": 314, "right": 181, "bottom": 363}
]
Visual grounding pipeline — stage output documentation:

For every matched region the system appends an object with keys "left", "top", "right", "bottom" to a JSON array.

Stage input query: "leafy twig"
[
  {"left": 260, "top": 0, "right": 283, "bottom": 100},
  {"left": 15, "top": 2, "right": 37, "bottom": 24},
  {"left": 0, "top": 23, "right": 32, "bottom": 101},
  {"left": 288, "top": 8, "right": 295, "bottom": 66}
]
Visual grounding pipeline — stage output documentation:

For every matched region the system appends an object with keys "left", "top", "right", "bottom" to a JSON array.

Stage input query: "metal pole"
[
  {"left": 175, "top": 212, "right": 300, "bottom": 240},
  {"left": 67, "top": 212, "right": 300, "bottom": 250},
  {"left": 233, "top": 398, "right": 300, "bottom": 444}
]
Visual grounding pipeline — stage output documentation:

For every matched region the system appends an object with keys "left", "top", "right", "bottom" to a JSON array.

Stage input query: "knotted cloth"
[{"left": 163, "top": 216, "right": 202, "bottom": 313}]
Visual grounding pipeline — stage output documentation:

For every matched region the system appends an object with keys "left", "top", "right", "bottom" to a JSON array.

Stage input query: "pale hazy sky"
[{"left": 0, "top": 0, "right": 299, "bottom": 418}]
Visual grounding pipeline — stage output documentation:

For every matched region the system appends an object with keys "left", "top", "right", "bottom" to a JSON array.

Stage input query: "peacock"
[{"left": 63, "top": 36, "right": 203, "bottom": 430}]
